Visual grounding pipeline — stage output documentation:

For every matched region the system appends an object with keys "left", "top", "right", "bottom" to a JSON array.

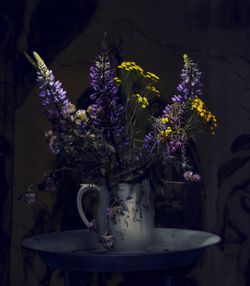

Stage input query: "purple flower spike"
[
  {"left": 171, "top": 95, "right": 183, "bottom": 103},
  {"left": 90, "top": 52, "right": 118, "bottom": 94},
  {"left": 177, "top": 84, "right": 184, "bottom": 92},
  {"left": 172, "top": 55, "right": 203, "bottom": 104},
  {"left": 144, "top": 133, "right": 154, "bottom": 149},
  {"left": 89, "top": 49, "right": 124, "bottom": 140},
  {"left": 33, "top": 52, "right": 71, "bottom": 118}
]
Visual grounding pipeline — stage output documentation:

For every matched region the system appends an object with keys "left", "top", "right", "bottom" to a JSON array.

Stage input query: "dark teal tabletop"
[{"left": 22, "top": 228, "right": 220, "bottom": 272}]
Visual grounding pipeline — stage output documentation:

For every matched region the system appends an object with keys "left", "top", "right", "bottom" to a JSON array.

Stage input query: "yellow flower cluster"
[
  {"left": 160, "top": 117, "right": 169, "bottom": 124},
  {"left": 147, "top": 85, "right": 160, "bottom": 97},
  {"left": 118, "top": 61, "right": 159, "bottom": 81},
  {"left": 160, "top": 127, "right": 172, "bottom": 139},
  {"left": 114, "top": 76, "right": 122, "bottom": 84},
  {"left": 118, "top": 61, "right": 144, "bottom": 73},
  {"left": 145, "top": 71, "right": 159, "bottom": 81},
  {"left": 133, "top": 93, "right": 149, "bottom": 108},
  {"left": 191, "top": 96, "right": 217, "bottom": 134}
]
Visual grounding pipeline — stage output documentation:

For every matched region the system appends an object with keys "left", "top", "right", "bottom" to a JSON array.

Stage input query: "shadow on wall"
[
  {"left": 1, "top": 1, "right": 98, "bottom": 285},
  {"left": 220, "top": 0, "right": 250, "bottom": 28},
  {"left": 0, "top": 135, "right": 11, "bottom": 282},
  {"left": 217, "top": 110, "right": 250, "bottom": 286}
]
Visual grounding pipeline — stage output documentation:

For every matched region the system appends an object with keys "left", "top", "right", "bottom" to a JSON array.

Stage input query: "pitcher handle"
[{"left": 76, "top": 184, "right": 101, "bottom": 228}]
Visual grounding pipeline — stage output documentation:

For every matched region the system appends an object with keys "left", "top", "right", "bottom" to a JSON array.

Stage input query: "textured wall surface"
[{"left": 5, "top": 0, "right": 250, "bottom": 285}]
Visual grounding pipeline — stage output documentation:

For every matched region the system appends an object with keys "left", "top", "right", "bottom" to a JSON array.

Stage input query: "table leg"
[
  {"left": 79, "top": 273, "right": 89, "bottom": 286},
  {"left": 164, "top": 272, "right": 172, "bottom": 286},
  {"left": 64, "top": 272, "right": 70, "bottom": 286},
  {"left": 64, "top": 271, "right": 90, "bottom": 286}
]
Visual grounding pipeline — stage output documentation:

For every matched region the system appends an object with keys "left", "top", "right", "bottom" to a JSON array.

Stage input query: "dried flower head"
[
  {"left": 24, "top": 192, "right": 37, "bottom": 204},
  {"left": 106, "top": 206, "right": 123, "bottom": 223},
  {"left": 101, "top": 232, "right": 114, "bottom": 249},
  {"left": 183, "top": 170, "right": 201, "bottom": 182}
]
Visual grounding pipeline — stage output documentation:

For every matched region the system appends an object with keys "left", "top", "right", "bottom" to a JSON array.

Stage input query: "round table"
[{"left": 21, "top": 228, "right": 220, "bottom": 286}]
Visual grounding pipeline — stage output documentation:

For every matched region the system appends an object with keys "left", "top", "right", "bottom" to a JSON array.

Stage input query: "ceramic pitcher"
[{"left": 76, "top": 179, "right": 154, "bottom": 251}]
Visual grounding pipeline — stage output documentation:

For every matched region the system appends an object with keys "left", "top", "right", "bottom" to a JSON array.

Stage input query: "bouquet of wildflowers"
[{"left": 26, "top": 43, "right": 217, "bottom": 197}]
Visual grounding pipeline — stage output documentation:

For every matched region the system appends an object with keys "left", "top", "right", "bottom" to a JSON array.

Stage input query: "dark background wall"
[{"left": 1, "top": 0, "right": 250, "bottom": 285}]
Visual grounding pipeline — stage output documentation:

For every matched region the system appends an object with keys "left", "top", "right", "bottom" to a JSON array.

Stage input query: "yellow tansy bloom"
[
  {"left": 133, "top": 93, "right": 149, "bottom": 108},
  {"left": 147, "top": 85, "right": 160, "bottom": 97},
  {"left": 161, "top": 117, "right": 169, "bottom": 124},
  {"left": 145, "top": 71, "right": 160, "bottom": 81},
  {"left": 118, "top": 61, "right": 144, "bottom": 74},
  {"left": 114, "top": 77, "right": 121, "bottom": 84},
  {"left": 160, "top": 127, "right": 172, "bottom": 139},
  {"left": 191, "top": 96, "right": 217, "bottom": 134},
  {"left": 117, "top": 61, "right": 160, "bottom": 81}
]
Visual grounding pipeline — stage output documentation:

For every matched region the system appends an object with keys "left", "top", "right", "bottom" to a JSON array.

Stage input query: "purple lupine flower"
[
  {"left": 90, "top": 52, "right": 118, "bottom": 94},
  {"left": 33, "top": 52, "right": 70, "bottom": 118},
  {"left": 36, "top": 69, "right": 69, "bottom": 116},
  {"left": 144, "top": 100, "right": 188, "bottom": 159},
  {"left": 171, "top": 55, "right": 203, "bottom": 104},
  {"left": 183, "top": 170, "right": 201, "bottom": 182},
  {"left": 123, "top": 137, "right": 130, "bottom": 146},
  {"left": 89, "top": 50, "right": 124, "bottom": 140},
  {"left": 143, "top": 132, "right": 154, "bottom": 150},
  {"left": 171, "top": 95, "right": 183, "bottom": 103},
  {"left": 162, "top": 104, "right": 175, "bottom": 120},
  {"left": 101, "top": 232, "right": 114, "bottom": 249},
  {"left": 162, "top": 103, "right": 184, "bottom": 124}
]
